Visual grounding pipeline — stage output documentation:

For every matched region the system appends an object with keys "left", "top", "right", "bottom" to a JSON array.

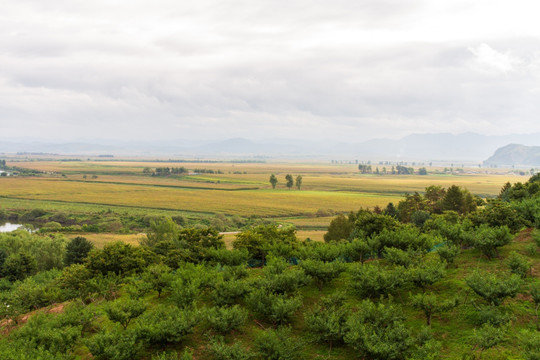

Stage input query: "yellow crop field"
[
  {"left": 0, "top": 177, "right": 401, "bottom": 217},
  {"left": 0, "top": 160, "right": 525, "bottom": 221},
  {"left": 69, "top": 233, "right": 145, "bottom": 248}
]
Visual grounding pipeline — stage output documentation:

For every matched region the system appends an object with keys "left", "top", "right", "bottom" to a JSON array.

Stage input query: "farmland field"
[{"left": 0, "top": 159, "right": 526, "bottom": 230}]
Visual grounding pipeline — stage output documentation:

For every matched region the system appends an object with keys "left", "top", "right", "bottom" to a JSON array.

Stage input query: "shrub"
[
  {"left": 349, "top": 262, "right": 408, "bottom": 298},
  {"left": 383, "top": 247, "right": 420, "bottom": 268},
  {"left": 506, "top": 251, "right": 531, "bottom": 278},
  {"left": 247, "top": 289, "right": 302, "bottom": 325},
  {"left": 104, "top": 298, "right": 147, "bottom": 329},
  {"left": 254, "top": 327, "right": 304, "bottom": 360},
  {"left": 472, "top": 323, "right": 507, "bottom": 351},
  {"left": 208, "top": 337, "right": 254, "bottom": 360},
  {"left": 12, "top": 304, "right": 91, "bottom": 354},
  {"left": 205, "top": 248, "right": 249, "bottom": 266},
  {"left": 466, "top": 271, "right": 521, "bottom": 306},
  {"left": 135, "top": 305, "right": 197, "bottom": 345},
  {"left": 141, "top": 263, "right": 173, "bottom": 298},
  {"left": 298, "top": 259, "right": 346, "bottom": 291},
  {"left": 344, "top": 300, "right": 414, "bottom": 360},
  {"left": 85, "top": 242, "right": 148, "bottom": 276},
  {"left": 2, "top": 253, "right": 37, "bottom": 281},
  {"left": 304, "top": 292, "right": 348, "bottom": 346},
  {"left": 436, "top": 243, "right": 460, "bottom": 267},
  {"left": 86, "top": 329, "right": 141, "bottom": 360},
  {"left": 205, "top": 305, "right": 248, "bottom": 334},
  {"left": 410, "top": 292, "right": 458, "bottom": 326},
  {"left": 408, "top": 260, "right": 446, "bottom": 291},
  {"left": 521, "top": 330, "right": 540, "bottom": 360},
  {"left": 473, "top": 225, "right": 512, "bottom": 260},
  {"left": 344, "top": 237, "right": 373, "bottom": 263},
  {"left": 211, "top": 279, "right": 248, "bottom": 307}
]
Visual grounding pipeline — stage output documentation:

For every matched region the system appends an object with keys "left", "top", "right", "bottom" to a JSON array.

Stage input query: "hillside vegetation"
[{"left": 0, "top": 173, "right": 540, "bottom": 359}]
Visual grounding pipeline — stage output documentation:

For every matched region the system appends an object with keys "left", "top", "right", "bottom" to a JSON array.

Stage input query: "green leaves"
[{"left": 466, "top": 270, "right": 522, "bottom": 306}]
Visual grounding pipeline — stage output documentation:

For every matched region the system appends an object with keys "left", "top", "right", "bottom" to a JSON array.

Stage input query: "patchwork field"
[{"left": 0, "top": 159, "right": 526, "bottom": 227}]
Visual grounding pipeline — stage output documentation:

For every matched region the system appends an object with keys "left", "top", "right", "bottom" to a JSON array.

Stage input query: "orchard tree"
[
  {"left": 411, "top": 292, "right": 458, "bottom": 326},
  {"left": 104, "top": 298, "right": 147, "bottom": 329},
  {"left": 269, "top": 174, "right": 278, "bottom": 189},
  {"left": 299, "top": 259, "right": 346, "bottom": 291},
  {"left": 466, "top": 271, "right": 521, "bottom": 306},
  {"left": 285, "top": 174, "right": 294, "bottom": 189},
  {"left": 473, "top": 225, "right": 512, "bottom": 260}
]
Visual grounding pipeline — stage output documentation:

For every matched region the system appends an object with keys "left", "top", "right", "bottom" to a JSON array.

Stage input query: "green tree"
[
  {"left": 466, "top": 271, "right": 521, "bottom": 306},
  {"left": 298, "top": 259, "right": 346, "bottom": 291},
  {"left": 64, "top": 236, "right": 94, "bottom": 266},
  {"left": 295, "top": 175, "right": 302, "bottom": 190},
  {"left": 411, "top": 292, "right": 458, "bottom": 326},
  {"left": 473, "top": 225, "right": 512, "bottom": 260},
  {"left": 344, "top": 300, "right": 414, "bottom": 360},
  {"left": 141, "top": 263, "right": 173, "bottom": 298},
  {"left": 324, "top": 213, "right": 354, "bottom": 242},
  {"left": 254, "top": 327, "right": 304, "bottom": 360},
  {"left": 205, "top": 305, "right": 248, "bottom": 334},
  {"left": 304, "top": 292, "right": 348, "bottom": 346},
  {"left": 104, "top": 298, "right": 147, "bottom": 329},
  {"left": 135, "top": 305, "right": 197, "bottom": 345},
  {"left": 142, "top": 217, "right": 179, "bottom": 248},
  {"left": 2, "top": 253, "right": 37, "bottom": 281},
  {"left": 285, "top": 174, "right": 294, "bottom": 189},
  {"left": 269, "top": 174, "right": 278, "bottom": 189},
  {"left": 85, "top": 242, "right": 148, "bottom": 276}
]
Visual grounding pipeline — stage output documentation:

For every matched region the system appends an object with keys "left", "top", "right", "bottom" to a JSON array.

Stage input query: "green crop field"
[{"left": 0, "top": 159, "right": 525, "bottom": 225}]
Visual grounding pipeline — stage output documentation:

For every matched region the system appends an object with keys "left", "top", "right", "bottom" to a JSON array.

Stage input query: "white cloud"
[
  {"left": 1, "top": 0, "right": 540, "bottom": 141},
  {"left": 469, "top": 43, "right": 523, "bottom": 74}
]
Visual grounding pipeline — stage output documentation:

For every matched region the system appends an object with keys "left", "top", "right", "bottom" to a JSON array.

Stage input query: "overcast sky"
[{"left": 1, "top": 0, "right": 540, "bottom": 142}]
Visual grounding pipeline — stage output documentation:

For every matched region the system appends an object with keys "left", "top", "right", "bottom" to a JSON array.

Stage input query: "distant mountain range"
[
  {"left": 484, "top": 144, "right": 540, "bottom": 167},
  {"left": 1, "top": 132, "right": 539, "bottom": 161}
]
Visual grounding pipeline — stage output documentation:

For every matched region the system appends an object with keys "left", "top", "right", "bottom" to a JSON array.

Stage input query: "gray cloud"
[{"left": 1, "top": 0, "right": 540, "bottom": 142}]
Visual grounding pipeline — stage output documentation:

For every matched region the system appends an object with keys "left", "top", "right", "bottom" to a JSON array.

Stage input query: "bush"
[
  {"left": 304, "top": 292, "right": 348, "bottom": 346},
  {"left": 211, "top": 279, "right": 248, "bottom": 307},
  {"left": 205, "top": 305, "right": 248, "bottom": 334},
  {"left": 349, "top": 262, "right": 408, "bottom": 298},
  {"left": 247, "top": 289, "right": 302, "bottom": 325},
  {"left": 208, "top": 337, "right": 254, "bottom": 360},
  {"left": 104, "top": 298, "right": 147, "bottom": 329},
  {"left": 141, "top": 263, "right": 173, "bottom": 298},
  {"left": 521, "top": 330, "right": 540, "bottom": 360},
  {"left": 86, "top": 329, "right": 141, "bottom": 360},
  {"left": 473, "top": 225, "right": 513, "bottom": 260},
  {"left": 383, "top": 247, "right": 419, "bottom": 268},
  {"left": 466, "top": 271, "right": 521, "bottom": 306},
  {"left": 254, "top": 327, "right": 304, "bottom": 360},
  {"left": 12, "top": 304, "right": 91, "bottom": 354},
  {"left": 2, "top": 253, "right": 37, "bottom": 281},
  {"left": 135, "top": 305, "right": 197, "bottom": 345},
  {"left": 472, "top": 323, "right": 507, "bottom": 351},
  {"left": 436, "top": 243, "right": 460, "bottom": 267},
  {"left": 298, "top": 259, "right": 346, "bottom": 290},
  {"left": 408, "top": 260, "right": 446, "bottom": 291},
  {"left": 344, "top": 300, "right": 414, "bottom": 360},
  {"left": 506, "top": 251, "right": 531, "bottom": 278},
  {"left": 410, "top": 292, "right": 458, "bottom": 326},
  {"left": 85, "top": 242, "right": 148, "bottom": 276},
  {"left": 205, "top": 248, "right": 249, "bottom": 266}
]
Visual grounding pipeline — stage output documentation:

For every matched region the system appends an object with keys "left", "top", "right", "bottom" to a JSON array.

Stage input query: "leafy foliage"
[{"left": 466, "top": 271, "right": 522, "bottom": 306}]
